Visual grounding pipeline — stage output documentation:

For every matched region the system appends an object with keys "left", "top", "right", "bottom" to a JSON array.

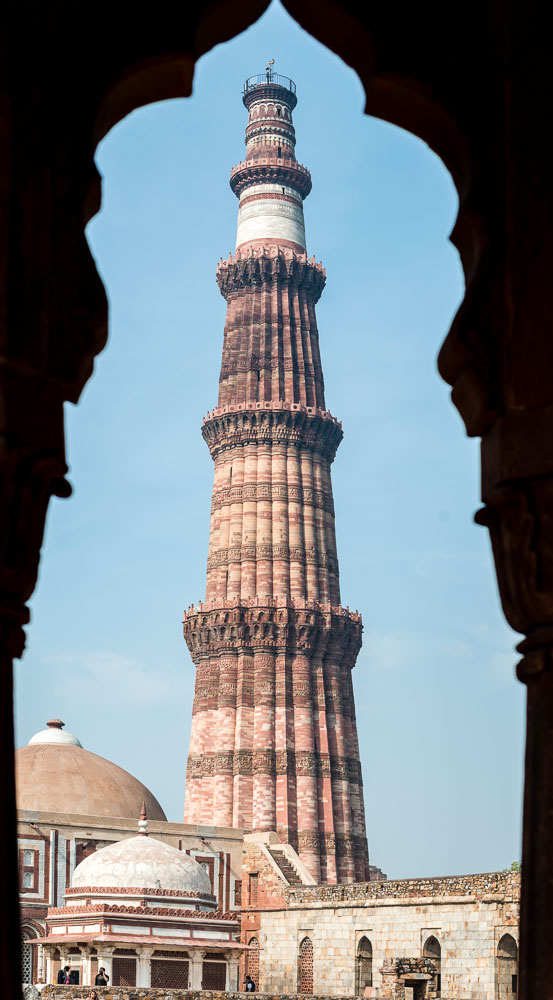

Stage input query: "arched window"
[
  {"left": 356, "top": 936, "right": 372, "bottom": 993},
  {"left": 497, "top": 934, "right": 518, "bottom": 999},
  {"left": 298, "top": 936, "right": 313, "bottom": 994},
  {"left": 247, "top": 936, "right": 259, "bottom": 987},
  {"left": 423, "top": 936, "right": 441, "bottom": 995}
]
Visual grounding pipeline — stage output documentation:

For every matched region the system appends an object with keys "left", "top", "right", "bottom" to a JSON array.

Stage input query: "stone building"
[
  {"left": 240, "top": 839, "right": 519, "bottom": 999},
  {"left": 183, "top": 67, "right": 368, "bottom": 887},
  {"left": 17, "top": 720, "right": 243, "bottom": 984},
  {"left": 32, "top": 810, "right": 245, "bottom": 989}
]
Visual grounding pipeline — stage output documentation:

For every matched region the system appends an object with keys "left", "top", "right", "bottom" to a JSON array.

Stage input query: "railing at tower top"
[{"left": 243, "top": 73, "right": 296, "bottom": 95}]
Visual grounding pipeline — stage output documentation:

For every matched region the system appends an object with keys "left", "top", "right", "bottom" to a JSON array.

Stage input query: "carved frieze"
[
  {"left": 210, "top": 480, "right": 336, "bottom": 515},
  {"left": 214, "top": 751, "right": 234, "bottom": 773},
  {"left": 253, "top": 748, "right": 276, "bottom": 773},
  {"left": 297, "top": 832, "right": 321, "bottom": 852},
  {"left": 233, "top": 749, "right": 253, "bottom": 776},
  {"left": 295, "top": 751, "right": 318, "bottom": 776}
]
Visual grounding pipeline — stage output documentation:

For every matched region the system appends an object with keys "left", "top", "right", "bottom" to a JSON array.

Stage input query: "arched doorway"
[
  {"left": 497, "top": 934, "right": 517, "bottom": 999},
  {"left": 423, "top": 935, "right": 441, "bottom": 995},
  {"left": 298, "top": 936, "right": 313, "bottom": 994},
  {"left": 356, "top": 936, "right": 372, "bottom": 994}
]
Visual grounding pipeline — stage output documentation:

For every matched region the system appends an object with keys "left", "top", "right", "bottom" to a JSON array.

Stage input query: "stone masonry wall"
[
  {"left": 240, "top": 841, "right": 287, "bottom": 986},
  {"left": 39, "top": 990, "right": 350, "bottom": 1000},
  {"left": 252, "top": 872, "right": 520, "bottom": 1000}
]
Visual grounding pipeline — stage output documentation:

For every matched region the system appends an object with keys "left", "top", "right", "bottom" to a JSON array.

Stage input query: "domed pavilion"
[
  {"left": 33, "top": 807, "right": 244, "bottom": 989},
  {"left": 16, "top": 718, "right": 245, "bottom": 987}
]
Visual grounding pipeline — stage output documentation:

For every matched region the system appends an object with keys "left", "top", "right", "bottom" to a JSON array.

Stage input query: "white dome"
[
  {"left": 28, "top": 718, "right": 82, "bottom": 747},
  {"left": 72, "top": 835, "right": 213, "bottom": 896}
]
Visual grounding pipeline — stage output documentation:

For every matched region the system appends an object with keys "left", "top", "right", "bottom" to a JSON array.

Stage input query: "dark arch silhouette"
[{"left": 1, "top": 3, "right": 549, "bottom": 997}]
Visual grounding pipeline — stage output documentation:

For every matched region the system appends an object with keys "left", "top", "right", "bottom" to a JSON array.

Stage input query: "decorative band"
[
  {"left": 206, "top": 544, "right": 338, "bottom": 572},
  {"left": 186, "top": 750, "right": 363, "bottom": 781},
  {"left": 211, "top": 484, "right": 335, "bottom": 516}
]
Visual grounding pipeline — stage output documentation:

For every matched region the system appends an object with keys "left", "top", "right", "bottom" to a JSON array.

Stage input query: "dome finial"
[
  {"left": 47, "top": 718, "right": 64, "bottom": 729},
  {"left": 138, "top": 801, "right": 148, "bottom": 836}
]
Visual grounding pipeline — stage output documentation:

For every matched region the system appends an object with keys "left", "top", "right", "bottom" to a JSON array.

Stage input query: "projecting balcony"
[{"left": 242, "top": 73, "right": 298, "bottom": 111}]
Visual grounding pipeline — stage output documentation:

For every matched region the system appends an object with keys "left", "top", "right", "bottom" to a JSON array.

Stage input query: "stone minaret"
[{"left": 183, "top": 70, "right": 369, "bottom": 884}]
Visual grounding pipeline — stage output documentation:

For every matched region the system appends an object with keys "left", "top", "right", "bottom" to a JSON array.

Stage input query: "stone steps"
[{"left": 269, "top": 847, "right": 305, "bottom": 885}]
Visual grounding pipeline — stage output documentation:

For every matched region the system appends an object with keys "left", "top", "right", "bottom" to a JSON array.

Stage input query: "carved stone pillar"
[
  {"left": 228, "top": 954, "right": 240, "bottom": 990},
  {"left": 190, "top": 949, "right": 206, "bottom": 989}
]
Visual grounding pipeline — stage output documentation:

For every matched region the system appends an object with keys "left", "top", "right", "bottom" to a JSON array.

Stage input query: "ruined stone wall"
[
  {"left": 252, "top": 872, "right": 520, "bottom": 1000},
  {"left": 38, "top": 989, "right": 350, "bottom": 1000},
  {"left": 287, "top": 869, "right": 520, "bottom": 903}
]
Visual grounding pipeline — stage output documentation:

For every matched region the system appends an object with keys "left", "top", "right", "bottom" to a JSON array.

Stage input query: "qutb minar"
[{"left": 183, "top": 67, "right": 369, "bottom": 884}]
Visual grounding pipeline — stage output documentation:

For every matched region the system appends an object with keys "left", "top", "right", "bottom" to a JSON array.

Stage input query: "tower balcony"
[
  {"left": 244, "top": 73, "right": 296, "bottom": 94},
  {"left": 230, "top": 157, "right": 311, "bottom": 198},
  {"left": 243, "top": 74, "right": 298, "bottom": 111}
]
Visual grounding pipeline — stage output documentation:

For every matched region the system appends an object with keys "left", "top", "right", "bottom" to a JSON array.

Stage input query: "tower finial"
[{"left": 138, "top": 801, "right": 148, "bottom": 836}]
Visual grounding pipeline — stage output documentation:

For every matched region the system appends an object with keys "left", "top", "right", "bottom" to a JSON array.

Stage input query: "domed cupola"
[{"left": 66, "top": 805, "right": 215, "bottom": 910}]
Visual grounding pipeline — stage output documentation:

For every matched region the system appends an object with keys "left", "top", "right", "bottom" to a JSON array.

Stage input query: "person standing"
[
  {"left": 57, "top": 965, "right": 71, "bottom": 984},
  {"left": 244, "top": 975, "right": 255, "bottom": 992},
  {"left": 95, "top": 967, "right": 110, "bottom": 986}
]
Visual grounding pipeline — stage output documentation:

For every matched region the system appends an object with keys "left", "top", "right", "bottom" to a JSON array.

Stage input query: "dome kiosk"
[{"left": 34, "top": 807, "right": 244, "bottom": 988}]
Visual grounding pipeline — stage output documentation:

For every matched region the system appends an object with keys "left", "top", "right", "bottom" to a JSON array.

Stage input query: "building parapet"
[
  {"left": 183, "top": 597, "right": 361, "bottom": 622},
  {"left": 286, "top": 870, "right": 521, "bottom": 906},
  {"left": 203, "top": 400, "right": 337, "bottom": 426}
]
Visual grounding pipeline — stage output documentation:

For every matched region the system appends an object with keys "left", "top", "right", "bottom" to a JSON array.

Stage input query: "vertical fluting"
[
  {"left": 256, "top": 443, "right": 273, "bottom": 597},
  {"left": 253, "top": 650, "right": 276, "bottom": 831},
  {"left": 184, "top": 72, "right": 369, "bottom": 883},
  {"left": 272, "top": 443, "right": 289, "bottom": 597},
  {"left": 233, "top": 650, "right": 254, "bottom": 829},
  {"left": 241, "top": 446, "right": 257, "bottom": 600},
  {"left": 288, "top": 446, "right": 306, "bottom": 599},
  {"left": 214, "top": 653, "right": 237, "bottom": 826},
  {"left": 293, "top": 651, "right": 321, "bottom": 881}
]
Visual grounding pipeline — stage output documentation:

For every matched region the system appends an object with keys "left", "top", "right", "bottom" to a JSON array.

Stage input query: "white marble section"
[
  {"left": 236, "top": 198, "right": 306, "bottom": 250},
  {"left": 72, "top": 834, "right": 212, "bottom": 896},
  {"left": 239, "top": 183, "right": 302, "bottom": 203}
]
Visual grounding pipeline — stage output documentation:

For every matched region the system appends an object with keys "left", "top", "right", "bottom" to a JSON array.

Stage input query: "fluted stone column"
[{"left": 183, "top": 70, "right": 369, "bottom": 882}]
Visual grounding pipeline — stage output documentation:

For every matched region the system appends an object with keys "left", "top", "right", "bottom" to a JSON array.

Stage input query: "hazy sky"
[{"left": 15, "top": 1, "right": 524, "bottom": 879}]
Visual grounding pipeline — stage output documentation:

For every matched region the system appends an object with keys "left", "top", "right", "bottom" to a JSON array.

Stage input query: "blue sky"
[{"left": 15, "top": 1, "right": 524, "bottom": 879}]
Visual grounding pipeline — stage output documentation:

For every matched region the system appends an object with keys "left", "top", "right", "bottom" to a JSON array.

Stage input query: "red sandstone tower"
[{"left": 183, "top": 69, "right": 369, "bottom": 884}]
